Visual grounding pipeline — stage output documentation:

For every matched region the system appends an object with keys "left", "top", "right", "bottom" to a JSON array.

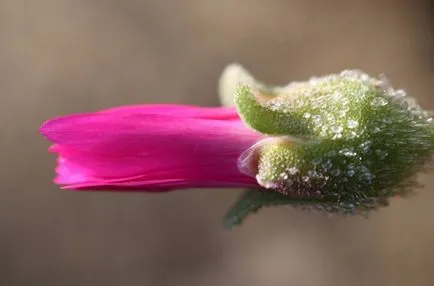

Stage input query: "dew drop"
[
  {"left": 363, "top": 172, "right": 375, "bottom": 182},
  {"left": 340, "top": 202, "right": 356, "bottom": 210},
  {"left": 332, "top": 126, "right": 343, "bottom": 134},
  {"left": 371, "top": 97, "right": 388, "bottom": 107},
  {"left": 322, "top": 160, "right": 333, "bottom": 171},
  {"left": 332, "top": 133, "right": 343, "bottom": 139},
  {"left": 360, "top": 73, "right": 370, "bottom": 82},
  {"left": 326, "top": 114, "right": 336, "bottom": 124},
  {"left": 288, "top": 167, "right": 299, "bottom": 175},
  {"left": 311, "top": 157, "right": 322, "bottom": 165},
  {"left": 312, "top": 115, "right": 322, "bottom": 125},
  {"left": 303, "top": 112, "right": 312, "bottom": 119},
  {"left": 358, "top": 165, "right": 369, "bottom": 173},
  {"left": 340, "top": 148, "right": 357, "bottom": 157},
  {"left": 280, "top": 173, "right": 289, "bottom": 180},
  {"left": 372, "top": 126, "right": 381, "bottom": 133},
  {"left": 360, "top": 140, "right": 372, "bottom": 153},
  {"left": 340, "top": 70, "right": 357, "bottom": 78},
  {"left": 333, "top": 92, "right": 343, "bottom": 100},
  {"left": 256, "top": 176, "right": 278, "bottom": 189},
  {"left": 348, "top": 131, "right": 357, "bottom": 139},
  {"left": 330, "top": 169, "right": 341, "bottom": 176},
  {"left": 338, "top": 110, "right": 347, "bottom": 118},
  {"left": 309, "top": 76, "right": 319, "bottom": 84},
  {"left": 347, "top": 120, "right": 359, "bottom": 129},
  {"left": 302, "top": 176, "right": 310, "bottom": 182},
  {"left": 308, "top": 170, "right": 318, "bottom": 177},
  {"left": 347, "top": 169, "right": 355, "bottom": 177},
  {"left": 375, "top": 149, "right": 388, "bottom": 160},
  {"left": 321, "top": 125, "right": 329, "bottom": 134},
  {"left": 357, "top": 86, "right": 369, "bottom": 99},
  {"left": 392, "top": 89, "right": 406, "bottom": 99}
]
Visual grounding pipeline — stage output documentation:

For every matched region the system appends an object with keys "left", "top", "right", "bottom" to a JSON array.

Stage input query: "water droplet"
[
  {"left": 280, "top": 173, "right": 289, "bottom": 180},
  {"left": 338, "top": 110, "right": 347, "bottom": 118},
  {"left": 358, "top": 165, "right": 369, "bottom": 173},
  {"left": 332, "top": 126, "right": 343, "bottom": 134},
  {"left": 375, "top": 149, "right": 388, "bottom": 160},
  {"left": 348, "top": 131, "right": 357, "bottom": 139},
  {"left": 347, "top": 170, "right": 355, "bottom": 177},
  {"left": 360, "top": 141, "right": 372, "bottom": 153},
  {"left": 392, "top": 89, "right": 406, "bottom": 99},
  {"left": 371, "top": 97, "right": 388, "bottom": 107},
  {"left": 341, "top": 97, "right": 350, "bottom": 105},
  {"left": 312, "top": 115, "right": 322, "bottom": 125},
  {"left": 347, "top": 120, "right": 359, "bottom": 129},
  {"left": 330, "top": 169, "right": 341, "bottom": 176},
  {"left": 256, "top": 176, "right": 278, "bottom": 189},
  {"left": 312, "top": 157, "right": 322, "bottom": 165},
  {"left": 288, "top": 167, "right": 299, "bottom": 175},
  {"left": 326, "top": 114, "right": 336, "bottom": 124},
  {"left": 321, "top": 125, "right": 328, "bottom": 133},
  {"left": 363, "top": 172, "right": 375, "bottom": 182},
  {"left": 332, "top": 133, "right": 343, "bottom": 139},
  {"left": 427, "top": 117, "right": 433, "bottom": 123},
  {"left": 340, "top": 70, "right": 356, "bottom": 78},
  {"left": 322, "top": 160, "right": 333, "bottom": 171},
  {"left": 360, "top": 74, "right": 370, "bottom": 82},
  {"left": 340, "top": 202, "right": 356, "bottom": 210},
  {"left": 357, "top": 86, "right": 369, "bottom": 99},
  {"left": 308, "top": 170, "right": 317, "bottom": 177},
  {"left": 330, "top": 92, "right": 340, "bottom": 101},
  {"left": 302, "top": 176, "right": 310, "bottom": 182},
  {"left": 340, "top": 148, "right": 357, "bottom": 157},
  {"left": 309, "top": 76, "right": 319, "bottom": 84},
  {"left": 303, "top": 112, "right": 312, "bottom": 119}
]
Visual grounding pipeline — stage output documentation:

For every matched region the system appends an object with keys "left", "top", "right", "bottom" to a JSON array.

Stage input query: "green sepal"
[
  {"left": 234, "top": 85, "right": 313, "bottom": 137},
  {"left": 223, "top": 188, "right": 392, "bottom": 229},
  {"left": 223, "top": 189, "right": 294, "bottom": 229}
]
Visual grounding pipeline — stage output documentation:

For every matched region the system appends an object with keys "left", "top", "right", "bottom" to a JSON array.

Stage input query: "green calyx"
[{"left": 224, "top": 68, "right": 434, "bottom": 228}]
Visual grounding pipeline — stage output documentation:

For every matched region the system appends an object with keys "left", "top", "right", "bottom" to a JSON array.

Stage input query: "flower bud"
[{"left": 231, "top": 70, "right": 434, "bottom": 222}]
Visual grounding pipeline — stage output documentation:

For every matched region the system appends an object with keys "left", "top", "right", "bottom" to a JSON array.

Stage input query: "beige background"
[{"left": 1, "top": 0, "right": 433, "bottom": 285}]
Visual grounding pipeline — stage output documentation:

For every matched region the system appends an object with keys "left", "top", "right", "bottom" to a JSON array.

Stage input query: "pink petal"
[{"left": 40, "top": 105, "right": 262, "bottom": 191}]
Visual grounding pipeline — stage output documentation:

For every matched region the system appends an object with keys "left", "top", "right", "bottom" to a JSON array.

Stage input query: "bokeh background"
[{"left": 1, "top": 0, "right": 434, "bottom": 285}]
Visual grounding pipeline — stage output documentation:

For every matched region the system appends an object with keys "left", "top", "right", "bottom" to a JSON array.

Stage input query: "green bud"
[
  {"left": 229, "top": 69, "right": 434, "bottom": 224},
  {"left": 218, "top": 63, "right": 265, "bottom": 107}
]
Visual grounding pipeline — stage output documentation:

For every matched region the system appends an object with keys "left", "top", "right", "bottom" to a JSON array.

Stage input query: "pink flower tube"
[{"left": 40, "top": 104, "right": 263, "bottom": 191}]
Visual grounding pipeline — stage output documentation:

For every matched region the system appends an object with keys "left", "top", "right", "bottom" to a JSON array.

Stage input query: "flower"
[
  {"left": 40, "top": 104, "right": 263, "bottom": 191},
  {"left": 41, "top": 64, "right": 434, "bottom": 228}
]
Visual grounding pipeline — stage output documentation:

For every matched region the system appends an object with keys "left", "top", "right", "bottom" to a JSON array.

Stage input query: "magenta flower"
[
  {"left": 40, "top": 104, "right": 263, "bottom": 191},
  {"left": 40, "top": 64, "right": 434, "bottom": 228}
]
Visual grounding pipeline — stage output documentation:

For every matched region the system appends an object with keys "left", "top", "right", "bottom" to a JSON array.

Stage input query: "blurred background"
[{"left": 1, "top": 0, "right": 434, "bottom": 285}]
